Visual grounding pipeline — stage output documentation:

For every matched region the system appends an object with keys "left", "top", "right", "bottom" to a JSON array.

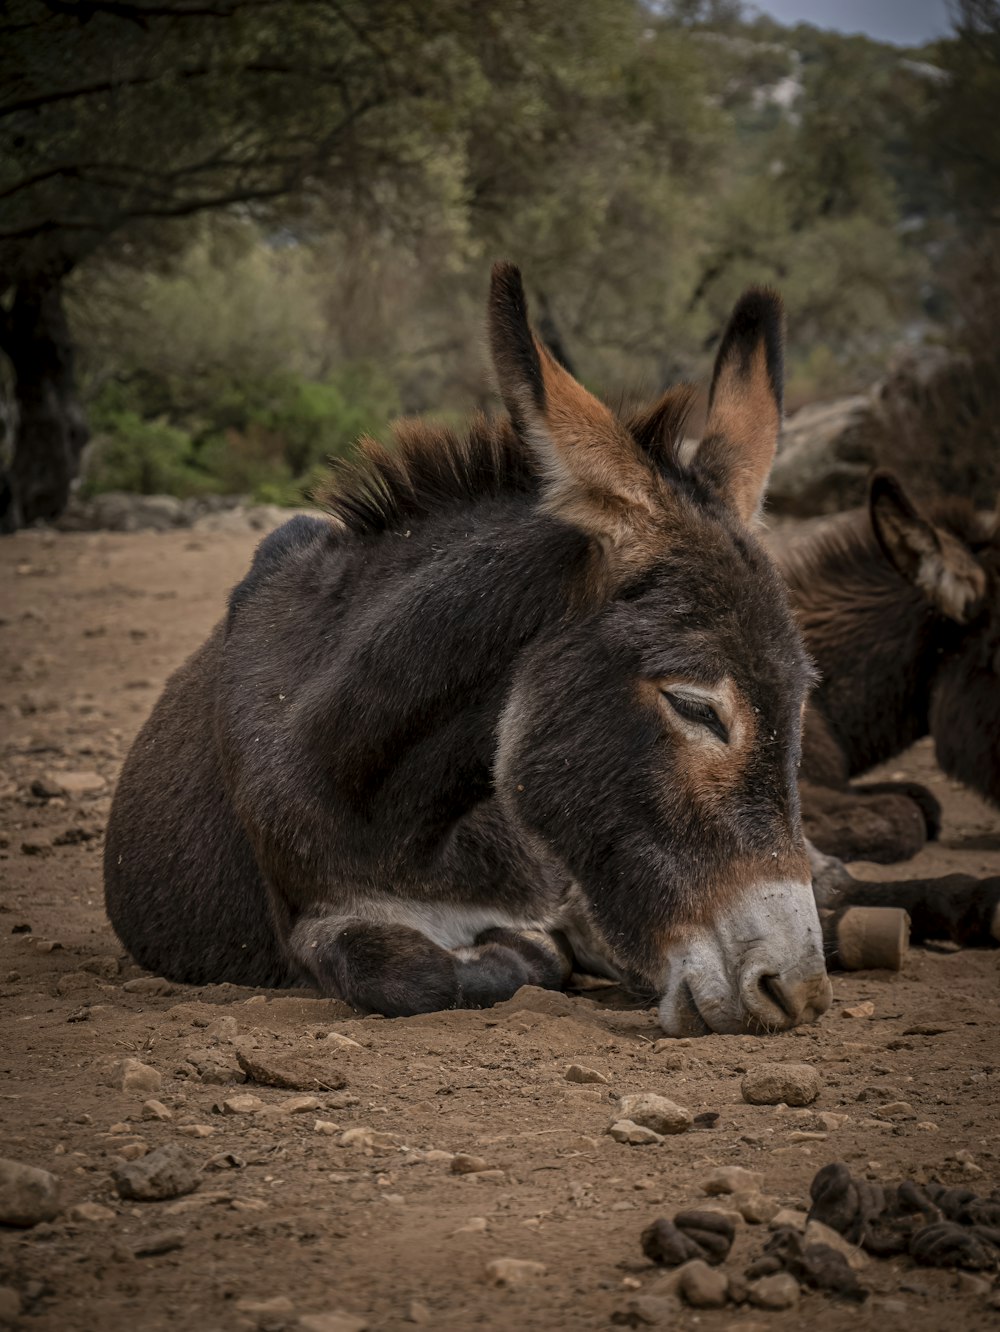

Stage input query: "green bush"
[{"left": 82, "top": 363, "right": 399, "bottom": 504}]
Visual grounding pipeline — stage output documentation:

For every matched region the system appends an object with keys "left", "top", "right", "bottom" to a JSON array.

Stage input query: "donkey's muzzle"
[{"left": 656, "top": 878, "right": 832, "bottom": 1037}]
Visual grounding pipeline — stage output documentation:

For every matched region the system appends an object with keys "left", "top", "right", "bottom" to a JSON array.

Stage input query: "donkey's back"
[{"left": 104, "top": 515, "right": 331, "bottom": 986}]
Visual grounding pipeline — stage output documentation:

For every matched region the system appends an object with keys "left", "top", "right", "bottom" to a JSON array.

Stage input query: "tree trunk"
[{"left": 0, "top": 277, "right": 89, "bottom": 532}]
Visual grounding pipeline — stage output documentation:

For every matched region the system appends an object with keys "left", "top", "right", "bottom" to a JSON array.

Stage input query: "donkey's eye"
[{"left": 662, "top": 691, "right": 730, "bottom": 744}]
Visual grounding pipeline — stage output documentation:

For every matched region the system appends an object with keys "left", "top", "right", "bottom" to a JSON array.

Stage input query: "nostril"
[{"left": 757, "top": 972, "right": 802, "bottom": 1025}]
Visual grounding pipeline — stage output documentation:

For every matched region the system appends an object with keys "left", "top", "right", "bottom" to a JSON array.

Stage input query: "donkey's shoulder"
[{"left": 228, "top": 515, "right": 331, "bottom": 625}]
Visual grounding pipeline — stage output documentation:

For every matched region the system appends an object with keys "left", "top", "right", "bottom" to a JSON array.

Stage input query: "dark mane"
[{"left": 314, "top": 391, "right": 696, "bottom": 537}]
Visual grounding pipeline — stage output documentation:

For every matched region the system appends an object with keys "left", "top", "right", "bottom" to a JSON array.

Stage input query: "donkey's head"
[
  {"left": 870, "top": 471, "right": 1000, "bottom": 807},
  {"left": 491, "top": 264, "right": 830, "bottom": 1036}
]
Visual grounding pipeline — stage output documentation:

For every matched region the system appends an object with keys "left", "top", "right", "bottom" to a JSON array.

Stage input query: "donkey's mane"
[{"left": 315, "top": 393, "right": 695, "bottom": 537}]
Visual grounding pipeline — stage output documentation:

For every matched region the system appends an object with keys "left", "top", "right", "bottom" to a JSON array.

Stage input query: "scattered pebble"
[
  {"left": 730, "top": 1192, "right": 779, "bottom": 1224},
  {"left": 407, "top": 1300, "right": 431, "bottom": 1325},
  {"left": 817, "top": 1112, "right": 848, "bottom": 1131},
  {"left": 320, "top": 1032, "right": 362, "bottom": 1050},
  {"left": 234, "top": 1296, "right": 296, "bottom": 1319},
  {"left": 842, "top": 1001, "right": 875, "bottom": 1019},
  {"left": 877, "top": 1101, "right": 917, "bottom": 1121},
  {"left": 768, "top": 1207, "right": 808, "bottom": 1230},
  {"left": 177, "top": 1124, "right": 215, "bottom": 1138},
  {"left": 483, "top": 1258, "right": 547, "bottom": 1287},
  {"left": 608, "top": 1120, "right": 663, "bottom": 1146},
  {"left": 132, "top": 1228, "right": 186, "bottom": 1257},
  {"left": 111, "top": 1144, "right": 200, "bottom": 1201},
  {"left": 142, "top": 1099, "right": 172, "bottom": 1121},
  {"left": 119, "top": 1058, "right": 162, "bottom": 1094},
  {"left": 338, "top": 1127, "right": 401, "bottom": 1155},
  {"left": 68, "top": 1201, "right": 116, "bottom": 1223},
  {"left": 218, "top": 1094, "right": 264, "bottom": 1115},
  {"left": 0, "top": 1158, "right": 62, "bottom": 1226},
  {"left": 615, "top": 1093, "right": 692, "bottom": 1135},
  {"left": 297, "top": 1314, "right": 369, "bottom": 1332},
  {"left": 678, "top": 1259, "right": 728, "bottom": 1309},
  {"left": 741, "top": 1063, "right": 821, "bottom": 1106},
  {"left": 748, "top": 1272, "right": 800, "bottom": 1309},
  {"left": 701, "top": 1166, "right": 765, "bottom": 1196},
  {"left": 235, "top": 1046, "right": 346, "bottom": 1092},
  {"left": 804, "top": 1219, "right": 868, "bottom": 1269},
  {"left": 453, "top": 1216, "right": 488, "bottom": 1234},
  {"left": 450, "top": 1154, "right": 492, "bottom": 1175},
  {"left": 121, "top": 976, "right": 174, "bottom": 996},
  {"left": 313, "top": 1120, "right": 341, "bottom": 1135},
  {"left": 564, "top": 1064, "right": 608, "bottom": 1084}
]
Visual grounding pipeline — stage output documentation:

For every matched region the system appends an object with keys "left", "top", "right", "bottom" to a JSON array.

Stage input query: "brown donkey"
[
  {"left": 105, "top": 264, "right": 831, "bottom": 1037},
  {"left": 777, "top": 474, "right": 1000, "bottom": 949},
  {"left": 777, "top": 472, "right": 1000, "bottom": 864}
]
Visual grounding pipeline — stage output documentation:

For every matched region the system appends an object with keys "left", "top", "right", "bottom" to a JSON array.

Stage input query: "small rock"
[
  {"left": 313, "top": 1120, "right": 341, "bottom": 1135},
  {"left": 616, "top": 1093, "right": 692, "bottom": 1135},
  {"left": 742, "top": 1063, "right": 821, "bottom": 1106},
  {"left": 817, "top": 1112, "right": 848, "bottom": 1131},
  {"left": 564, "top": 1064, "right": 608, "bottom": 1084},
  {"left": 122, "top": 976, "right": 174, "bottom": 996},
  {"left": 320, "top": 1032, "right": 362, "bottom": 1050},
  {"left": 81, "top": 955, "right": 120, "bottom": 979},
  {"left": 701, "top": 1166, "right": 765, "bottom": 1196},
  {"left": 768, "top": 1208, "right": 807, "bottom": 1230},
  {"left": 406, "top": 1300, "right": 431, "bottom": 1325},
  {"left": 68, "top": 1201, "right": 116, "bottom": 1223},
  {"left": 218, "top": 1093, "right": 263, "bottom": 1115},
  {"left": 235, "top": 1296, "right": 296, "bottom": 1319},
  {"left": 271, "top": 1095, "right": 321, "bottom": 1115},
  {"left": 615, "top": 1294, "right": 678, "bottom": 1325},
  {"left": 454, "top": 1216, "right": 488, "bottom": 1234},
  {"left": 235, "top": 1046, "right": 346, "bottom": 1092},
  {"left": 953, "top": 1272, "right": 990, "bottom": 1296},
  {"left": 0, "top": 1157, "right": 62, "bottom": 1226},
  {"left": 111, "top": 1144, "right": 199, "bottom": 1201},
  {"left": 483, "top": 1258, "right": 547, "bottom": 1286},
  {"left": 177, "top": 1124, "right": 215, "bottom": 1138},
  {"left": 608, "top": 1120, "right": 663, "bottom": 1146},
  {"left": 0, "top": 1288, "right": 22, "bottom": 1323},
  {"left": 678, "top": 1259, "right": 728, "bottom": 1308},
  {"left": 52, "top": 770, "right": 106, "bottom": 796},
  {"left": 337, "top": 1127, "right": 400, "bottom": 1155},
  {"left": 731, "top": 1191, "right": 779, "bottom": 1224},
  {"left": 450, "top": 1154, "right": 492, "bottom": 1175},
  {"left": 877, "top": 1101, "right": 916, "bottom": 1120},
  {"left": 749, "top": 1272, "right": 800, "bottom": 1309},
  {"left": 132, "top": 1228, "right": 185, "bottom": 1257},
  {"left": 120, "top": 1058, "right": 162, "bottom": 1094},
  {"left": 117, "top": 1140, "right": 148, "bottom": 1161},
  {"left": 142, "top": 1099, "right": 172, "bottom": 1121},
  {"left": 804, "top": 1219, "right": 869, "bottom": 1269},
  {"left": 298, "top": 1315, "right": 368, "bottom": 1332},
  {"left": 842, "top": 1001, "right": 875, "bottom": 1018}
]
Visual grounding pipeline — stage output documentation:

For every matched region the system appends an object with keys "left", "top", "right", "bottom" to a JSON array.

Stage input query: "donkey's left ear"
[
  {"left": 870, "top": 470, "right": 986, "bottom": 622},
  {"left": 693, "top": 288, "right": 784, "bottom": 524}
]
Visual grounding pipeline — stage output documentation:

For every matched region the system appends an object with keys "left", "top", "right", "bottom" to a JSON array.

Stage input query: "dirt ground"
[{"left": 1, "top": 523, "right": 998, "bottom": 1332}]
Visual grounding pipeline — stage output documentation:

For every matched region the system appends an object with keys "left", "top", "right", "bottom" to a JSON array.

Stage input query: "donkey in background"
[
  {"left": 105, "top": 263, "right": 832, "bottom": 1037},
  {"left": 776, "top": 473, "right": 1000, "bottom": 950}
]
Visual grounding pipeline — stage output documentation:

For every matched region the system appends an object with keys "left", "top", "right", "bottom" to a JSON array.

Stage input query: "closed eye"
[{"left": 662, "top": 691, "right": 730, "bottom": 744}]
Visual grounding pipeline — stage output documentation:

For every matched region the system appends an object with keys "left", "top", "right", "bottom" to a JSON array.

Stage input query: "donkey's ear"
[
  {"left": 692, "top": 288, "right": 784, "bottom": 524},
  {"left": 870, "top": 470, "right": 985, "bottom": 622},
  {"left": 489, "top": 261, "right": 672, "bottom": 579}
]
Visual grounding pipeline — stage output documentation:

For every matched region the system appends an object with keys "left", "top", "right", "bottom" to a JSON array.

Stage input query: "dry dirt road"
[{"left": 1, "top": 523, "right": 998, "bottom": 1332}]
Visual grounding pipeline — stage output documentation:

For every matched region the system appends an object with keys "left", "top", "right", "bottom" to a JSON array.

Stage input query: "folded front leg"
[{"left": 288, "top": 913, "right": 572, "bottom": 1017}]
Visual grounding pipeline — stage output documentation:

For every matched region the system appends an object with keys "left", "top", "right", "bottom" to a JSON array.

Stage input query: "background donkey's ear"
[
  {"left": 489, "top": 261, "right": 673, "bottom": 579},
  {"left": 693, "top": 288, "right": 784, "bottom": 524},
  {"left": 870, "top": 470, "right": 986, "bottom": 622}
]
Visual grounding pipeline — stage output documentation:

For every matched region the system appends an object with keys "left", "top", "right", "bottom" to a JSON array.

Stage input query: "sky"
[{"left": 750, "top": 0, "right": 952, "bottom": 47}]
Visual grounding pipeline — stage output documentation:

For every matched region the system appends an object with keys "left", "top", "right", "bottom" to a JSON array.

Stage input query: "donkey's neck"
[{"left": 781, "top": 512, "right": 950, "bottom": 778}]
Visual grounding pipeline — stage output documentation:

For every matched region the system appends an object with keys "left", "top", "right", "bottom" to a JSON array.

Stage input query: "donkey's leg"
[
  {"left": 853, "top": 780, "right": 942, "bottom": 842},
  {"left": 287, "top": 915, "right": 572, "bottom": 1017},
  {"left": 800, "top": 781, "right": 930, "bottom": 863},
  {"left": 820, "top": 870, "right": 1000, "bottom": 949}
]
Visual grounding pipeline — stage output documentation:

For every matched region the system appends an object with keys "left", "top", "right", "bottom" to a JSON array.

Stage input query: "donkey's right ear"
[
  {"left": 692, "top": 288, "right": 785, "bottom": 524},
  {"left": 870, "top": 470, "right": 985, "bottom": 622}
]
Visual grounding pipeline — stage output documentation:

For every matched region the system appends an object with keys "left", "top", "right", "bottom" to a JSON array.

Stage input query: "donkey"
[
  {"left": 776, "top": 472, "right": 1000, "bottom": 864},
  {"left": 104, "top": 263, "right": 832, "bottom": 1037},
  {"left": 776, "top": 473, "right": 1000, "bottom": 951}
]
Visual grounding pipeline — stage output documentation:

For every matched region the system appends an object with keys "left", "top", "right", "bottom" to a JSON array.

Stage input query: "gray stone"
[
  {"left": 607, "top": 1120, "right": 663, "bottom": 1146},
  {"left": 120, "top": 1058, "right": 162, "bottom": 1094},
  {"left": 0, "top": 1158, "right": 62, "bottom": 1226},
  {"left": 700, "top": 1166, "right": 765, "bottom": 1196},
  {"left": 616, "top": 1093, "right": 692, "bottom": 1135},
  {"left": 564, "top": 1064, "right": 608, "bottom": 1084},
  {"left": 483, "top": 1258, "right": 547, "bottom": 1286},
  {"left": 749, "top": 1272, "right": 800, "bottom": 1309},
  {"left": 741, "top": 1063, "right": 821, "bottom": 1106},
  {"left": 678, "top": 1259, "right": 728, "bottom": 1309},
  {"left": 111, "top": 1144, "right": 200, "bottom": 1201}
]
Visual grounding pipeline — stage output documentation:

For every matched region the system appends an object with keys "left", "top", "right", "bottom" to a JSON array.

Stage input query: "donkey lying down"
[{"left": 105, "top": 264, "right": 832, "bottom": 1037}]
